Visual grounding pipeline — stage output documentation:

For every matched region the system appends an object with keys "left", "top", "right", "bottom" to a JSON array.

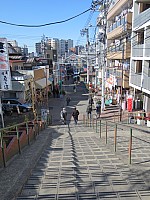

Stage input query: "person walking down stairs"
[{"left": 72, "top": 107, "right": 79, "bottom": 125}]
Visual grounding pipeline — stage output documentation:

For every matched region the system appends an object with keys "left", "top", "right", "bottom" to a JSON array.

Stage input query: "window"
[
  {"left": 140, "top": 3, "right": 150, "bottom": 13},
  {"left": 137, "top": 31, "right": 144, "bottom": 44},
  {"left": 135, "top": 60, "right": 142, "bottom": 74}
]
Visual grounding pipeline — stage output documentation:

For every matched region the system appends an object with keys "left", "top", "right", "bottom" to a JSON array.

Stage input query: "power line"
[{"left": 0, "top": 8, "right": 92, "bottom": 28}]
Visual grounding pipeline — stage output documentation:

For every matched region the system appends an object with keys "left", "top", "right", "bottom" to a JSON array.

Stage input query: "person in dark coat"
[
  {"left": 72, "top": 107, "right": 79, "bottom": 124},
  {"left": 66, "top": 96, "right": 71, "bottom": 106},
  {"left": 86, "top": 105, "right": 92, "bottom": 119},
  {"left": 96, "top": 101, "right": 101, "bottom": 118},
  {"left": 89, "top": 96, "right": 93, "bottom": 108}
]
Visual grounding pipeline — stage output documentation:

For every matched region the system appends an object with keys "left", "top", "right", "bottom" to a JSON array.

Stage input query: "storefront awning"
[{"left": 35, "top": 78, "right": 51, "bottom": 89}]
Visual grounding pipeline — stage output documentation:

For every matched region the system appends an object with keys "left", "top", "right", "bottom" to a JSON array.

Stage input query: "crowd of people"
[{"left": 60, "top": 93, "right": 101, "bottom": 126}]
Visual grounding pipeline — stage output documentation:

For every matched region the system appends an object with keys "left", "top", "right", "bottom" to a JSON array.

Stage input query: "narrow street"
[{"left": 0, "top": 81, "right": 150, "bottom": 200}]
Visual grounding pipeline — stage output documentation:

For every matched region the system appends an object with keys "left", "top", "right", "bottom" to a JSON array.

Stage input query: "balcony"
[
  {"left": 107, "top": 0, "right": 132, "bottom": 20},
  {"left": 132, "top": 44, "right": 144, "bottom": 57},
  {"left": 107, "top": 13, "right": 132, "bottom": 40},
  {"left": 134, "top": 7, "right": 150, "bottom": 29},
  {"left": 107, "top": 42, "right": 131, "bottom": 60}
]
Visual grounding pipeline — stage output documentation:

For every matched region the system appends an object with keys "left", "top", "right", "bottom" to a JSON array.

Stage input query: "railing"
[
  {"left": 0, "top": 114, "right": 52, "bottom": 168},
  {"left": 134, "top": 8, "right": 150, "bottom": 29},
  {"left": 82, "top": 112, "right": 150, "bottom": 165},
  {"left": 107, "top": 16, "right": 126, "bottom": 33}
]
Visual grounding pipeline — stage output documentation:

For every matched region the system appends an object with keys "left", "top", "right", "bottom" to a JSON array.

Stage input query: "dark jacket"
[
  {"left": 86, "top": 105, "right": 92, "bottom": 114},
  {"left": 72, "top": 109, "right": 79, "bottom": 120}
]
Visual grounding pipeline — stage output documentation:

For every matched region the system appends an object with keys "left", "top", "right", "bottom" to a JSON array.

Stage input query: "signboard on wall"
[{"left": 0, "top": 38, "right": 12, "bottom": 90}]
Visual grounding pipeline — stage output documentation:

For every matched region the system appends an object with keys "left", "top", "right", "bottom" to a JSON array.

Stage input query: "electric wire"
[{"left": 0, "top": 8, "right": 92, "bottom": 28}]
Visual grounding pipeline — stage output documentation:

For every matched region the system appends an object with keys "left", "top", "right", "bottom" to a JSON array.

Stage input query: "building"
[
  {"left": 106, "top": 0, "right": 133, "bottom": 94},
  {"left": 21, "top": 45, "right": 28, "bottom": 56},
  {"left": 58, "top": 39, "right": 73, "bottom": 59},
  {"left": 35, "top": 42, "right": 42, "bottom": 56},
  {"left": 130, "top": 0, "right": 150, "bottom": 112}
]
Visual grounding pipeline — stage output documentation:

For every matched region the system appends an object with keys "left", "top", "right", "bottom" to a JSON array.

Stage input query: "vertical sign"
[
  {"left": 127, "top": 97, "right": 133, "bottom": 112},
  {"left": 0, "top": 38, "right": 12, "bottom": 90}
]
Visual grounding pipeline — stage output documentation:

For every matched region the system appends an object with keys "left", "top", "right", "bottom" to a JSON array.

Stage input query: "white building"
[{"left": 130, "top": 0, "right": 150, "bottom": 112}]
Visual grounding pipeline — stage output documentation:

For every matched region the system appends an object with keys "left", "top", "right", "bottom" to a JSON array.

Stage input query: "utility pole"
[
  {"left": 120, "top": 41, "right": 125, "bottom": 121},
  {"left": 101, "top": 0, "right": 108, "bottom": 112},
  {"left": 81, "top": 28, "right": 90, "bottom": 84}
]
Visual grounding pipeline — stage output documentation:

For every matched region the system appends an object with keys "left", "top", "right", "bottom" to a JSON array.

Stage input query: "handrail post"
[
  {"left": 129, "top": 128, "right": 132, "bottom": 164},
  {"left": 83, "top": 114, "right": 85, "bottom": 125},
  {"left": 16, "top": 126, "right": 21, "bottom": 154},
  {"left": 0, "top": 131, "right": 6, "bottom": 168},
  {"left": 92, "top": 118, "right": 94, "bottom": 129},
  {"left": 96, "top": 118, "right": 98, "bottom": 133},
  {"left": 85, "top": 117, "right": 87, "bottom": 126},
  {"left": 114, "top": 124, "right": 117, "bottom": 152},
  {"left": 106, "top": 121, "right": 107, "bottom": 144},
  {"left": 100, "top": 119, "right": 101, "bottom": 138},
  {"left": 90, "top": 117, "right": 91, "bottom": 127}
]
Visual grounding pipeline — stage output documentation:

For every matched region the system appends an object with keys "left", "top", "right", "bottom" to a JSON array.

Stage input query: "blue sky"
[{"left": 0, "top": 0, "right": 99, "bottom": 52}]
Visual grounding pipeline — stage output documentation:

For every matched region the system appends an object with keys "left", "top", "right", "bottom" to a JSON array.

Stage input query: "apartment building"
[
  {"left": 130, "top": 0, "right": 150, "bottom": 112},
  {"left": 106, "top": 0, "right": 132, "bottom": 93},
  {"left": 35, "top": 38, "right": 73, "bottom": 61},
  {"left": 58, "top": 39, "right": 73, "bottom": 59}
]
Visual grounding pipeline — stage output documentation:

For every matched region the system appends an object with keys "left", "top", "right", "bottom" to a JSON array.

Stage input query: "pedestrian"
[
  {"left": 52, "top": 87, "right": 56, "bottom": 98},
  {"left": 66, "top": 96, "right": 71, "bottom": 106},
  {"left": 60, "top": 108, "right": 67, "bottom": 124},
  {"left": 56, "top": 88, "right": 59, "bottom": 98},
  {"left": 86, "top": 105, "right": 92, "bottom": 119},
  {"left": 72, "top": 107, "right": 79, "bottom": 125},
  {"left": 96, "top": 101, "right": 101, "bottom": 118},
  {"left": 88, "top": 96, "right": 93, "bottom": 108}
]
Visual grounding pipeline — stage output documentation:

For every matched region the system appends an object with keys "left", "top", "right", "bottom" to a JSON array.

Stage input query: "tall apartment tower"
[
  {"left": 35, "top": 42, "right": 42, "bottom": 56},
  {"left": 58, "top": 39, "right": 73, "bottom": 59},
  {"left": 130, "top": 0, "right": 150, "bottom": 112},
  {"left": 106, "top": 0, "right": 132, "bottom": 91}
]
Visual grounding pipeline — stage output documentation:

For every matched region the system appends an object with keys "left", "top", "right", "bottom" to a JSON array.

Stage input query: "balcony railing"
[
  {"left": 134, "top": 8, "right": 150, "bottom": 29},
  {"left": 108, "top": 44, "right": 123, "bottom": 52},
  {"left": 107, "top": 17, "right": 126, "bottom": 33}
]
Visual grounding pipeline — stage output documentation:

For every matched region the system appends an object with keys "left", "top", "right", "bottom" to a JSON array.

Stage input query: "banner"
[{"left": 0, "top": 38, "right": 12, "bottom": 90}]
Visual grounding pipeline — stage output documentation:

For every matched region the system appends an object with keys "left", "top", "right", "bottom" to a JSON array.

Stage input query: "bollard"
[
  {"left": 129, "top": 128, "right": 132, "bottom": 164},
  {"left": 83, "top": 115, "right": 85, "bottom": 125},
  {"left": 88, "top": 118, "right": 90, "bottom": 127},
  {"left": 127, "top": 113, "right": 129, "bottom": 124},
  {"left": 92, "top": 118, "right": 94, "bottom": 129},
  {"left": 118, "top": 112, "right": 120, "bottom": 122},
  {"left": 99, "top": 119, "right": 101, "bottom": 138},
  {"left": 0, "top": 131, "right": 6, "bottom": 168},
  {"left": 90, "top": 117, "right": 92, "bottom": 127},
  {"left": 105, "top": 121, "right": 107, "bottom": 144},
  {"left": 96, "top": 118, "right": 98, "bottom": 133},
  {"left": 114, "top": 124, "right": 117, "bottom": 152},
  {"left": 16, "top": 126, "right": 21, "bottom": 154}
]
